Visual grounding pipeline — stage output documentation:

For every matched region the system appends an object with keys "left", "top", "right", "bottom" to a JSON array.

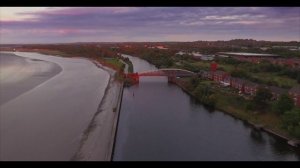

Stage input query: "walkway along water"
[{"left": 70, "top": 59, "right": 125, "bottom": 161}]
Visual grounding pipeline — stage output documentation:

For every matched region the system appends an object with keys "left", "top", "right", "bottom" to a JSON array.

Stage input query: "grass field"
[
  {"left": 251, "top": 72, "right": 297, "bottom": 88},
  {"left": 189, "top": 59, "right": 298, "bottom": 88},
  {"left": 104, "top": 58, "right": 125, "bottom": 71},
  {"left": 213, "top": 91, "right": 290, "bottom": 137}
]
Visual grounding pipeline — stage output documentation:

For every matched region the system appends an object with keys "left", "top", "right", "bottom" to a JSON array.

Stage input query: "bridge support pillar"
[
  {"left": 168, "top": 76, "right": 176, "bottom": 83},
  {"left": 125, "top": 73, "right": 139, "bottom": 85}
]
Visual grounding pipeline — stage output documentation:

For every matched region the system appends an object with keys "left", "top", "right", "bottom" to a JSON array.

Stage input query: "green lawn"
[
  {"left": 104, "top": 58, "right": 124, "bottom": 71},
  {"left": 218, "top": 64, "right": 236, "bottom": 72},
  {"left": 251, "top": 72, "right": 297, "bottom": 88},
  {"left": 214, "top": 91, "right": 285, "bottom": 133},
  {"left": 191, "top": 61, "right": 210, "bottom": 69}
]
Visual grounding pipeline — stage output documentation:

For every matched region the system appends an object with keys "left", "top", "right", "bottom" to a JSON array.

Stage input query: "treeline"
[
  {"left": 19, "top": 44, "right": 129, "bottom": 75},
  {"left": 184, "top": 77, "right": 216, "bottom": 107},
  {"left": 22, "top": 44, "right": 119, "bottom": 58},
  {"left": 119, "top": 47, "right": 176, "bottom": 69},
  {"left": 183, "top": 76, "right": 300, "bottom": 138},
  {"left": 248, "top": 87, "right": 300, "bottom": 138},
  {"left": 217, "top": 58, "right": 300, "bottom": 87},
  {"left": 120, "top": 57, "right": 134, "bottom": 73}
]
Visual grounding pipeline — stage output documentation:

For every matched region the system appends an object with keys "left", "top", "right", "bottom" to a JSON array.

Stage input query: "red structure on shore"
[
  {"left": 210, "top": 62, "right": 218, "bottom": 72},
  {"left": 125, "top": 73, "right": 139, "bottom": 83},
  {"left": 125, "top": 69, "right": 195, "bottom": 84}
]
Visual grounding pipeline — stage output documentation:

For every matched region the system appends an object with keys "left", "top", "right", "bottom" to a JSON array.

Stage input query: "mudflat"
[
  {"left": 0, "top": 52, "right": 62, "bottom": 105},
  {"left": 0, "top": 52, "right": 110, "bottom": 161}
]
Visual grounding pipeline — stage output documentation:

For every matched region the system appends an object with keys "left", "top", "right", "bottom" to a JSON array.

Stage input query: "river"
[{"left": 113, "top": 54, "right": 300, "bottom": 161}]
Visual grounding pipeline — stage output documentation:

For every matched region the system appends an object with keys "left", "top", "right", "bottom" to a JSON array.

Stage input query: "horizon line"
[{"left": 1, "top": 39, "right": 300, "bottom": 45}]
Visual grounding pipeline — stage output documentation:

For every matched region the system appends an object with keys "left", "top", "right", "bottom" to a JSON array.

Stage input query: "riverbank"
[
  {"left": 0, "top": 52, "right": 110, "bottom": 161},
  {"left": 1, "top": 50, "right": 125, "bottom": 160},
  {"left": 21, "top": 50, "right": 125, "bottom": 160},
  {"left": 171, "top": 78, "right": 300, "bottom": 148},
  {"left": 70, "top": 60, "right": 124, "bottom": 161}
]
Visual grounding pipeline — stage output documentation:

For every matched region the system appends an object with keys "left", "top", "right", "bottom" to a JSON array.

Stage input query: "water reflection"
[
  {"left": 268, "top": 135, "right": 300, "bottom": 157},
  {"left": 250, "top": 129, "right": 266, "bottom": 145},
  {"left": 189, "top": 95, "right": 215, "bottom": 113},
  {"left": 114, "top": 54, "right": 300, "bottom": 161}
]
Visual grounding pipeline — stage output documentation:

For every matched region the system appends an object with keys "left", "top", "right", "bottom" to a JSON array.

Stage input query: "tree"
[
  {"left": 193, "top": 83, "right": 215, "bottom": 107},
  {"left": 246, "top": 102, "right": 255, "bottom": 111},
  {"left": 188, "top": 76, "right": 200, "bottom": 90},
  {"left": 297, "top": 74, "right": 300, "bottom": 84},
  {"left": 193, "top": 84, "right": 206, "bottom": 98},
  {"left": 273, "top": 94, "right": 295, "bottom": 114},
  {"left": 253, "top": 87, "right": 273, "bottom": 110},
  {"left": 282, "top": 108, "right": 300, "bottom": 138},
  {"left": 230, "top": 69, "right": 250, "bottom": 79}
]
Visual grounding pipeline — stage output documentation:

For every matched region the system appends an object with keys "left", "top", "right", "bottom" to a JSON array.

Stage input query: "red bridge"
[{"left": 125, "top": 68, "right": 196, "bottom": 83}]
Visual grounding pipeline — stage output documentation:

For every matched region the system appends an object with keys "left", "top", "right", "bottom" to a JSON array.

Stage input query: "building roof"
[{"left": 217, "top": 52, "right": 279, "bottom": 57}]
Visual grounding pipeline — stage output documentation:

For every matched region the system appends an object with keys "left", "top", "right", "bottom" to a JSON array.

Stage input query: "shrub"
[{"left": 282, "top": 108, "right": 300, "bottom": 138}]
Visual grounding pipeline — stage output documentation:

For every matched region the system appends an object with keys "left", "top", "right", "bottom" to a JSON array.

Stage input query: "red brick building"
[
  {"left": 230, "top": 77, "right": 246, "bottom": 93},
  {"left": 269, "top": 58, "right": 300, "bottom": 68},
  {"left": 201, "top": 71, "right": 214, "bottom": 80},
  {"left": 220, "top": 76, "right": 231, "bottom": 86},
  {"left": 244, "top": 81, "right": 260, "bottom": 95},
  {"left": 213, "top": 71, "right": 229, "bottom": 83}
]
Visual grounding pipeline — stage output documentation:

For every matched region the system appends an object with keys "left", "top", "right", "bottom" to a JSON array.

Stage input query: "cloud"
[{"left": 0, "top": 7, "right": 299, "bottom": 43}]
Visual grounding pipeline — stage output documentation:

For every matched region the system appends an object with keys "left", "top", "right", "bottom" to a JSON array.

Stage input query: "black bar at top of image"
[{"left": 2, "top": 0, "right": 300, "bottom": 7}]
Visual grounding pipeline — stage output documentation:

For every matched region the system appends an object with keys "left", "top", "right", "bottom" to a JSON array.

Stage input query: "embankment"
[
  {"left": 71, "top": 60, "right": 124, "bottom": 161},
  {"left": 171, "top": 78, "right": 300, "bottom": 148}
]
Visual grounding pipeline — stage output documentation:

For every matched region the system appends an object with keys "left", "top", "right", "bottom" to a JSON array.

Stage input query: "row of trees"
[
  {"left": 219, "top": 59, "right": 300, "bottom": 88},
  {"left": 184, "top": 76, "right": 300, "bottom": 139},
  {"left": 218, "top": 57, "right": 300, "bottom": 81},
  {"left": 245, "top": 86, "right": 295, "bottom": 115},
  {"left": 185, "top": 77, "right": 216, "bottom": 107},
  {"left": 244, "top": 87, "right": 300, "bottom": 138},
  {"left": 119, "top": 47, "right": 175, "bottom": 68}
]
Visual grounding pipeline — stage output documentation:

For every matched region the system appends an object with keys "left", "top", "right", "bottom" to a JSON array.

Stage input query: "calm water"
[
  {"left": 113, "top": 54, "right": 300, "bottom": 161},
  {"left": 0, "top": 52, "right": 109, "bottom": 161},
  {"left": 0, "top": 53, "right": 62, "bottom": 105}
]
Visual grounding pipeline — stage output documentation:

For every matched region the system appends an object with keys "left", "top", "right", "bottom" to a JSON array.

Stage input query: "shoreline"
[
  {"left": 2, "top": 50, "right": 124, "bottom": 160},
  {"left": 91, "top": 60, "right": 125, "bottom": 161},
  {"left": 70, "top": 59, "right": 124, "bottom": 161},
  {"left": 0, "top": 51, "right": 111, "bottom": 161},
  {"left": 171, "top": 79, "right": 300, "bottom": 148},
  {"left": 109, "top": 81, "right": 124, "bottom": 161}
]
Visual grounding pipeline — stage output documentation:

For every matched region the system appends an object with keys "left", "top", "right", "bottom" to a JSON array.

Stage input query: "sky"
[{"left": 0, "top": 7, "right": 299, "bottom": 44}]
